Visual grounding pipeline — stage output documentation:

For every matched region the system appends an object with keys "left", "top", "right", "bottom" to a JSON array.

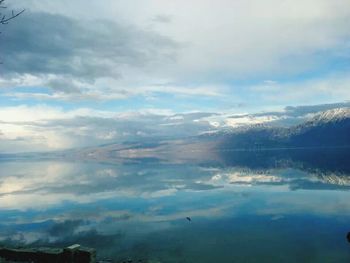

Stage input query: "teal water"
[{"left": 0, "top": 150, "right": 350, "bottom": 262}]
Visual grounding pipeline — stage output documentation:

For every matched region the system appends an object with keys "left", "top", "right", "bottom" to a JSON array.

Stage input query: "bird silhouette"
[{"left": 186, "top": 217, "right": 191, "bottom": 222}]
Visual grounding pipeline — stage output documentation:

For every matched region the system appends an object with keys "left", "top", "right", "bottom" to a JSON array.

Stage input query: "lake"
[{"left": 1, "top": 149, "right": 350, "bottom": 262}]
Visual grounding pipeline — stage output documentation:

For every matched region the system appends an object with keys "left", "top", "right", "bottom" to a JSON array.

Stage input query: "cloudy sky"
[{"left": 1, "top": 0, "right": 350, "bottom": 152}]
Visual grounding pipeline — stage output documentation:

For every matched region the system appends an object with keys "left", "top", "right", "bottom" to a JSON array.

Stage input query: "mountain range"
[
  {"left": 58, "top": 107, "right": 350, "bottom": 165},
  {"left": 4, "top": 107, "right": 349, "bottom": 177},
  {"left": 211, "top": 107, "right": 350, "bottom": 150}
]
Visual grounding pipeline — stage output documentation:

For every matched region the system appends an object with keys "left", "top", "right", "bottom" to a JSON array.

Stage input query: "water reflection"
[{"left": 0, "top": 149, "right": 350, "bottom": 262}]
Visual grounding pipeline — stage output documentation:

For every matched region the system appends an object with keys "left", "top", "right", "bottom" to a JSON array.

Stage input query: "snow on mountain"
[
  {"left": 201, "top": 112, "right": 283, "bottom": 130},
  {"left": 309, "top": 107, "right": 350, "bottom": 124}
]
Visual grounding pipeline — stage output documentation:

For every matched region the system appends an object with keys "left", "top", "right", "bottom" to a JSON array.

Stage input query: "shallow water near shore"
[{"left": 1, "top": 149, "right": 350, "bottom": 262}]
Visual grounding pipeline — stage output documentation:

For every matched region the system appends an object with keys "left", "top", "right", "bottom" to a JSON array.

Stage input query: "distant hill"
[
  {"left": 286, "top": 108, "right": 350, "bottom": 147},
  {"left": 54, "top": 107, "right": 350, "bottom": 175},
  {"left": 213, "top": 107, "right": 350, "bottom": 149}
]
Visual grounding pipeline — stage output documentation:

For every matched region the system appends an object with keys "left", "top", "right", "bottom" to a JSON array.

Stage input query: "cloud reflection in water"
[{"left": 0, "top": 152, "right": 350, "bottom": 262}]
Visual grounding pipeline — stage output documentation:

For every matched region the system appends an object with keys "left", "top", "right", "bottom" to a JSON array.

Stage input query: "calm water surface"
[{"left": 0, "top": 149, "right": 350, "bottom": 262}]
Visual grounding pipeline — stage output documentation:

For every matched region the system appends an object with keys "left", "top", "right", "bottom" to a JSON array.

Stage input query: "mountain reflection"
[
  {"left": 1, "top": 149, "right": 350, "bottom": 207},
  {"left": 0, "top": 149, "right": 350, "bottom": 262}
]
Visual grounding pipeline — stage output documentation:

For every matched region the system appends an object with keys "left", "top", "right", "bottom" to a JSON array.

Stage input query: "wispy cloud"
[{"left": 1, "top": 0, "right": 350, "bottom": 153}]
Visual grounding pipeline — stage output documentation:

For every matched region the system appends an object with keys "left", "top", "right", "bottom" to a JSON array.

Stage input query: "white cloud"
[
  {"left": 0, "top": 105, "right": 115, "bottom": 152},
  {"left": 1, "top": 74, "right": 225, "bottom": 101},
  {"left": 0, "top": 105, "right": 113, "bottom": 123},
  {"left": 105, "top": 0, "right": 350, "bottom": 79},
  {"left": 249, "top": 73, "right": 350, "bottom": 104},
  {"left": 6, "top": 0, "right": 350, "bottom": 102},
  {"left": 0, "top": 105, "right": 216, "bottom": 152}
]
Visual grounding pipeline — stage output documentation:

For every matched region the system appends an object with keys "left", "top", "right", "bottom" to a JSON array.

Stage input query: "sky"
[{"left": 1, "top": 0, "right": 350, "bottom": 152}]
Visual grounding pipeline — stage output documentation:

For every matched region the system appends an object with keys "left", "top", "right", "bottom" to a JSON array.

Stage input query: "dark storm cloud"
[{"left": 1, "top": 11, "right": 178, "bottom": 87}]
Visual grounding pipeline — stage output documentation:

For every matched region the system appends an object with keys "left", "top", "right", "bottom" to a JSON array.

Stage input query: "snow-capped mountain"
[
  {"left": 65, "top": 107, "right": 350, "bottom": 165},
  {"left": 213, "top": 107, "right": 350, "bottom": 149},
  {"left": 302, "top": 107, "right": 350, "bottom": 126}
]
